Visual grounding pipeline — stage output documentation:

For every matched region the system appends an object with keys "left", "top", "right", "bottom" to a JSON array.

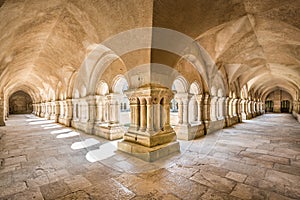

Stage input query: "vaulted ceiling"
[{"left": 0, "top": 0, "right": 299, "bottom": 101}]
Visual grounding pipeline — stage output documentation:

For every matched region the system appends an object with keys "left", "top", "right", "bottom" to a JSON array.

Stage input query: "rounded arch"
[
  {"left": 112, "top": 75, "right": 129, "bottom": 94},
  {"left": 5, "top": 83, "right": 41, "bottom": 103},
  {"left": 9, "top": 90, "right": 33, "bottom": 114},
  {"left": 217, "top": 88, "right": 223, "bottom": 97},
  {"left": 95, "top": 81, "right": 109, "bottom": 96},
  {"left": 189, "top": 81, "right": 202, "bottom": 95},
  {"left": 172, "top": 76, "right": 189, "bottom": 93},
  {"left": 74, "top": 27, "right": 217, "bottom": 97}
]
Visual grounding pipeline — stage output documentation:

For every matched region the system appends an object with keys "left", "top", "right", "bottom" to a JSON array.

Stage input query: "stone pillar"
[
  {"left": 95, "top": 96, "right": 104, "bottom": 123},
  {"left": 139, "top": 98, "right": 146, "bottom": 131},
  {"left": 224, "top": 97, "right": 231, "bottom": 127},
  {"left": 217, "top": 97, "right": 225, "bottom": 120},
  {"left": 72, "top": 99, "right": 78, "bottom": 121},
  {"left": 87, "top": 96, "right": 96, "bottom": 123},
  {"left": 0, "top": 96, "right": 5, "bottom": 126},
  {"left": 95, "top": 94, "right": 125, "bottom": 140},
  {"left": 65, "top": 99, "right": 73, "bottom": 126},
  {"left": 36, "top": 103, "right": 40, "bottom": 116},
  {"left": 237, "top": 99, "right": 243, "bottom": 122},
  {"left": 177, "top": 100, "right": 183, "bottom": 124},
  {"left": 50, "top": 101, "right": 56, "bottom": 120},
  {"left": 44, "top": 102, "right": 50, "bottom": 119},
  {"left": 59, "top": 100, "right": 64, "bottom": 119},
  {"left": 54, "top": 101, "right": 60, "bottom": 123},
  {"left": 182, "top": 98, "right": 189, "bottom": 125},
  {"left": 195, "top": 95, "right": 202, "bottom": 123},
  {"left": 146, "top": 97, "right": 153, "bottom": 132},
  {"left": 212, "top": 97, "right": 218, "bottom": 121},
  {"left": 162, "top": 97, "right": 172, "bottom": 131},
  {"left": 119, "top": 84, "right": 179, "bottom": 162},
  {"left": 174, "top": 93, "right": 195, "bottom": 140},
  {"left": 128, "top": 97, "right": 139, "bottom": 130}
]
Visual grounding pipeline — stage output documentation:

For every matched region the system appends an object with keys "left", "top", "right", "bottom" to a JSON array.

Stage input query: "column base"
[
  {"left": 50, "top": 114, "right": 56, "bottom": 120},
  {"left": 225, "top": 116, "right": 239, "bottom": 127},
  {"left": 44, "top": 113, "right": 51, "bottom": 120},
  {"left": 246, "top": 113, "right": 253, "bottom": 120},
  {"left": 0, "top": 121, "right": 5, "bottom": 126},
  {"left": 58, "top": 118, "right": 71, "bottom": 127},
  {"left": 123, "top": 129, "right": 177, "bottom": 147},
  {"left": 118, "top": 140, "right": 180, "bottom": 162},
  {"left": 205, "top": 119, "right": 225, "bottom": 135},
  {"left": 174, "top": 124, "right": 204, "bottom": 140},
  {"left": 94, "top": 123, "right": 126, "bottom": 140}
]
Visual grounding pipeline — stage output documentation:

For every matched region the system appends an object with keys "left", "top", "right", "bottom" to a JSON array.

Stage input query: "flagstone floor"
[{"left": 0, "top": 113, "right": 299, "bottom": 200}]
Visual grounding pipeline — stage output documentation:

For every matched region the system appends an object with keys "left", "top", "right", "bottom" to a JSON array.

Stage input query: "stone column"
[
  {"left": 54, "top": 101, "right": 60, "bottom": 122},
  {"left": 195, "top": 95, "right": 202, "bottom": 123},
  {"left": 45, "top": 102, "right": 50, "bottom": 119},
  {"left": 146, "top": 97, "right": 153, "bottom": 132},
  {"left": 0, "top": 96, "right": 5, "bottom": 126},
  {"left": 95, "top": 96, "right": 104, "bottom": 123},
  {"left": 106, "top": 93, "right": 122, "bottom": 124},
  {"left": 139, "top": 98, "right": 146, "bottom": 131},
  {"left": 224, "top": 97, "right": 231, "bottom": 126},
  {"left": 50, "top": 101, "right": 56, "bottom": 120},
  {"left": 129, "top": 97, "right": 139, "bottom": 130},
  {"left": 217, "top": 97, "right": 225, "bottom": 120},
  {"left": 210, "top": 96, "right": 217, "bottom": 121},
  {"left": 237, "top": 99, "right": 243, "bottom": 122},
  {"left": 72, "top": 99, "right": 78, "bottom": 121},
  {"left": 163, "top": 97, "right": 172, "bottom": 131},
  {"left": 182, "top": 98, "right": 189, "bottom": 125},
  {"left": 64, "top": 99, "right": 73, "bottom": 127},
  {"left": 119, "top": 84, "right": 179, "bottom": 162},
  {"left": 174, "top": 93, "right": 192, "bottom": 140},
  {"left": 154, "top": 103, "right": 161, "bottom": 131},
  {"left": 36, "top": 103, "right": 40, "bottom": 116},
  {"left": 177, "top": 100, "right": 183, "bottom": 124},
  {"left": 59, "top": 101, "right": 64, "bottom": 119}
]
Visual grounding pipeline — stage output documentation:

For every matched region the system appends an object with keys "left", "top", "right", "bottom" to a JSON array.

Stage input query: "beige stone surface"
[{"left": 0, "top": 113, "right": 299, "bottom": 199}]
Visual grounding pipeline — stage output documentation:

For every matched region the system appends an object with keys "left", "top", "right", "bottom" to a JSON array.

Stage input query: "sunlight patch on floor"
[
  {"left": 85, "top": 141, "right": 118, "bottom": 162},
  {"left": 51, "top": 128, "right": 72, "bottom": 134},
  {"left": 71, "top": 138, "right": 100, "bottom": 150},
  {"left": 43, "top": 124, "right": 62, "bottom": 129},
  {"left": 29, "top": 120, "right": 55, "bottom": 125},
  {"left": 56, "top": 131, "right": 80, "bottom": 138}
]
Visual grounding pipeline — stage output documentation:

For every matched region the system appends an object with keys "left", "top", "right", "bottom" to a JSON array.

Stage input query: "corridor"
[{"left": 0, "top": 113, "right": 299, "bottom": 200}]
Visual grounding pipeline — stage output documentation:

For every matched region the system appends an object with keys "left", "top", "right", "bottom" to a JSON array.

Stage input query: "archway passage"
[
  {"left": 281, "top": 100, "right": 290, "bottom": 113},
  {"left": 9, "top": 91, "right": 33, "bottom": 114},
  {"left": 265, "top": 90, "right": 293, "bottom": 113}
]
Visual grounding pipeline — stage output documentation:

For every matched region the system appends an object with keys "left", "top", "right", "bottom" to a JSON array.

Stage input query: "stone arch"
[
  {"left": 112, "top": 75, "right": 129, "bottom": 94},
  {"left": 170, "top": 76, "right": 189, "bottom": 127},
  {"left": 188, "top": 81, "right": 202, "bottom": 124},
  {"left": 95, "top": 81, "right": 109, "bottom": 96},
  {"left": 173, "top": 76, "right": 189, "bottom": 93},
  {"left": 9, "top": 91, "right": 33, "bottom": 114},
  {"left": 80, "top": 85, "right": 87, "bottom": 98}
]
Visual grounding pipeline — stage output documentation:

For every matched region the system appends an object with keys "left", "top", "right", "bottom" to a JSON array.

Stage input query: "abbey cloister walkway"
[{"left": 0, "top": 113, "right": 299, "bottom": 199}]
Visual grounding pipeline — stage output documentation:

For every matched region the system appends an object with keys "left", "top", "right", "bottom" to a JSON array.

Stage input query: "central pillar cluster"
[{"left": 118, "top": 84, "right": 180, "bottom": 162}]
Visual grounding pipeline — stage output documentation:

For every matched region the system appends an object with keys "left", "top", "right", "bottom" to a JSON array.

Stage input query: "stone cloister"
[{"left": 0, "top": 0, "right": 300, "bottom": 199}]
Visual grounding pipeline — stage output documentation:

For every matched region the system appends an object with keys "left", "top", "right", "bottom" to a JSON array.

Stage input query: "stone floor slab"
[{"left": 0, "top": 114, "right": 299, "bottom": 199}]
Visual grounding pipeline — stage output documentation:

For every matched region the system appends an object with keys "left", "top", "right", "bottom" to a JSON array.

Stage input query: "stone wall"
[
  {"left": 9, "top": 91, "right": 33, "bottom": 114},
  {"left": 266, "top": 90, "right": 293, "bottom": 113}
]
